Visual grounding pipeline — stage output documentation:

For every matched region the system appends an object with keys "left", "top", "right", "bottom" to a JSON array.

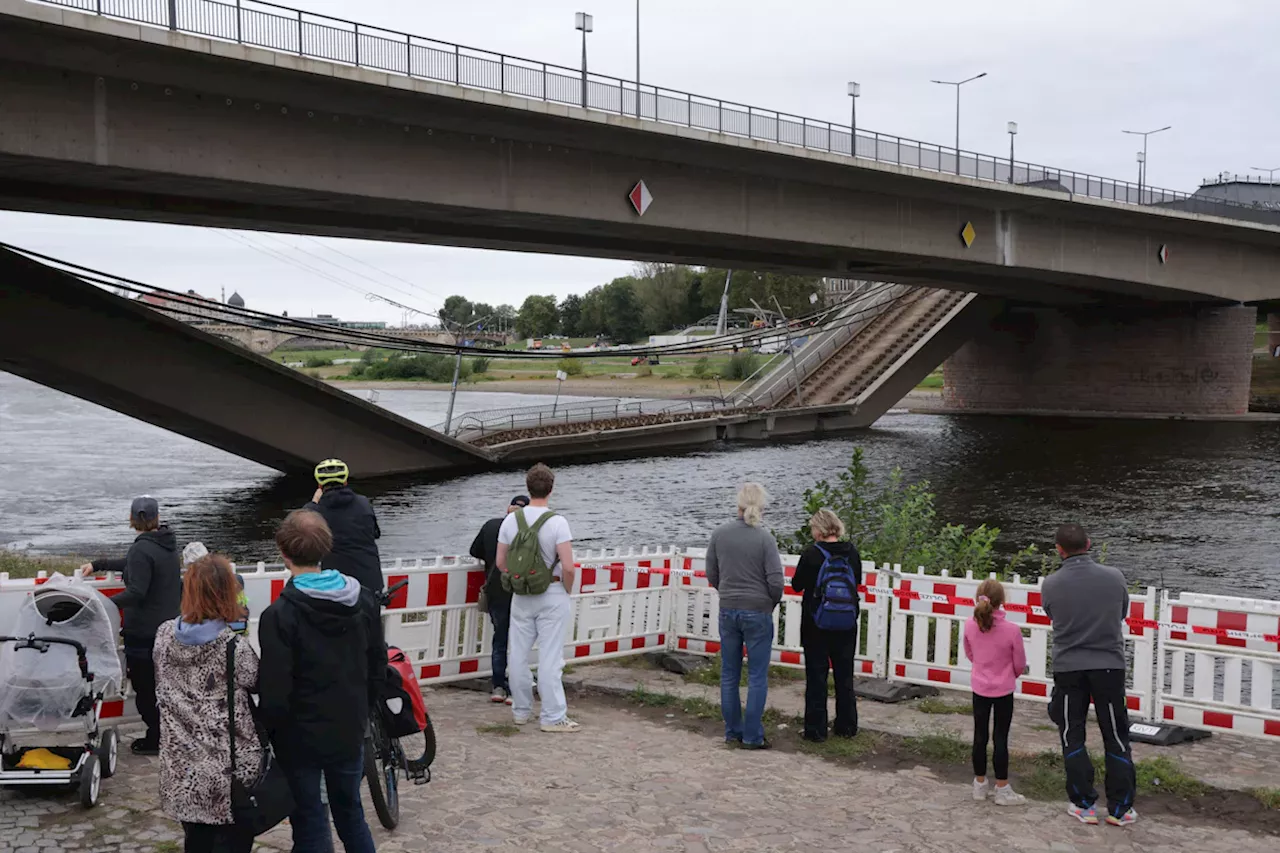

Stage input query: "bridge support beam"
[{"left": 943, "top": 304, "right": 1257, "bottom": 416}]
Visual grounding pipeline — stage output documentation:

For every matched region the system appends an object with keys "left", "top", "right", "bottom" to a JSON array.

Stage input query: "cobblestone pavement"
[
  {"left": 567, "top": 662, "right": 1280, "bottom": 793},
  {"left": 2, "top": 686, "right": 1277, "bottom": 853}
]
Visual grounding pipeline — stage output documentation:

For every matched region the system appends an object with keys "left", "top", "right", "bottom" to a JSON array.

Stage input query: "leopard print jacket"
[{"left": 153, "top": 619, "right": 264, "bottom": 825}]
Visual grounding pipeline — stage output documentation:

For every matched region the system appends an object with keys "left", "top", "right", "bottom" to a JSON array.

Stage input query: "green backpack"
[{"left": 501, "top": 510, "right": 559, "bottom": 595}]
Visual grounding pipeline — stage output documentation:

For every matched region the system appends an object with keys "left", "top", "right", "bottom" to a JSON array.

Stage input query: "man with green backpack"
[{"left": 496, "top": 463, "right": 579, "bottom": 733}]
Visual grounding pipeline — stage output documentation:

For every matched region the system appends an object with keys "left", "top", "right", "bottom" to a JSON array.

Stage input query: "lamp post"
[
  {"left": 1007, "top": 121, "right": 1018, "bottom": 183},
  {"left": 635, "top": 1, "right": 641, "bottom": 118},
  {"left": 847, "top": 82, "right": 861, "bottom": 157},
  {"left": 575, "top": 12, "right": 593, "bottom": 109},
  {"left": 1122, "top": 125, "right": 1171, "bottom": 203},
  {"left": 931, "top": 72, "right": 987, "bottom": 175},
  {"left": 1251, "top": 166, "right": 1280, "bottom": 184}
]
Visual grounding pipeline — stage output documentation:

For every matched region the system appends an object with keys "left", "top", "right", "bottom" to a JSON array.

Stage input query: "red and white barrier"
[
  {"left": 4, "top": 548, "right": 1280, "bottom": 741},
  {"left": 1156, "top": 591, "right": 1280, "bottom": 739}
]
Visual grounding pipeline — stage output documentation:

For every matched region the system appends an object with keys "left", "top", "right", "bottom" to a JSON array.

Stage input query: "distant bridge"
[{"left": 194, "top": 322, "right": 507, "bottom": 354}]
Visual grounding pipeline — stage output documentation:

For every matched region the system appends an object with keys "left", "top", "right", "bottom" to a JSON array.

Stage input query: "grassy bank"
[{"left": 0, "top": 551, "right": 82, "bottom": 579}]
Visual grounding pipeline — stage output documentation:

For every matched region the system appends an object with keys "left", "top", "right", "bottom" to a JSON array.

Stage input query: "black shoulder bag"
[{"left": 225, "top": 638, "right": 295, "bottom": 835}]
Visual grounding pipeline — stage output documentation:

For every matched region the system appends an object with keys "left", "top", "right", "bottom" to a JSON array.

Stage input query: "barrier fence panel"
[
  {"left": 670, "top": 548, "right": 891, "bottom": 678},
  {"left": 888, "top": 569, "right": 1160, "bottom": 720},
  {"left": 1155, "top": 591, "right": 1280, "bottom": 739}
]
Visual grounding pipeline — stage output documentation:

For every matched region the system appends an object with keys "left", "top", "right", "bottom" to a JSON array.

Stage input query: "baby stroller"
[{"left": 0, "top": 575, "right": 124, "bottom": 807}]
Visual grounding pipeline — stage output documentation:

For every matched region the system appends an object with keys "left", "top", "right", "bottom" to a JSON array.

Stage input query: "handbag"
[{"left": 226, "top": 638, "right": 295, "bottom": 835}]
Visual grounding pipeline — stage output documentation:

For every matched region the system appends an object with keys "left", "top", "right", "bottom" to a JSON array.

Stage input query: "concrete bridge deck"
[{"left": 2, "top": 0, "right": 1279, "bottom": 306}]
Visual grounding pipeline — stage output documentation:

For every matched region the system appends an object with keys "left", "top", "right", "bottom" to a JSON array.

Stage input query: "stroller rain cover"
[{"left": 0, "top": 574, "right": 124, "bottom": 729}]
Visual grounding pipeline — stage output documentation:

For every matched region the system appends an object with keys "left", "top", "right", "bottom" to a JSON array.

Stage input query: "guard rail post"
[{"left": 168, "top": 0, "right": 177, "bottom": 30}]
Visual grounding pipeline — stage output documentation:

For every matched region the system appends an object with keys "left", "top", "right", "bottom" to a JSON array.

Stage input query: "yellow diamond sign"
[{"left": 960, "top": 221, "right": 976, "bottom": 248}]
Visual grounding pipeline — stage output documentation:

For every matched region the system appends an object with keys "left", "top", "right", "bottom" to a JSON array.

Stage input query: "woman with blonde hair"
[
  {"left": 790, "top": 509, "right": 862, "bottom": 742},
  {"left": 705, "top": 483, "right": 784, "bottom": 749},
  {"left": 154, "top": 554, "right": 264, "bottom": 852}
]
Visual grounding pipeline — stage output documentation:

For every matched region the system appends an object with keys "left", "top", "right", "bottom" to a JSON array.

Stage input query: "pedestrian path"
[
  {"left": 2, "top": 686, "right": 1276, "bottom": 853},
  {"left": 566, "top": 660, "right": 1280, "bottom": 793}
]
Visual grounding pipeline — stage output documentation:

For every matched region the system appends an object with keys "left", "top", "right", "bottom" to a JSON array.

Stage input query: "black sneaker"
[
  {"left": 130, "top": 737, "right": 159, "bottom": 756},
  {"left": 801, "top": 732, "right": 827, "bottom": 743},
  {"left": 741, "top": 739, "right": 771, "bottom": 750}
]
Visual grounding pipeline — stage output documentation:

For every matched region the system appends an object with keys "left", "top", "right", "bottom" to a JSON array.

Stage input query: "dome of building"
[{"left": 227, "top": 291, "right": 245, "bottom": 308}]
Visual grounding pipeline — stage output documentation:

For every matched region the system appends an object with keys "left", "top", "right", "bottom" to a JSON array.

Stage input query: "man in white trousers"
[{"left": 496, "top": 463, "right": 580, "bottom": 733}]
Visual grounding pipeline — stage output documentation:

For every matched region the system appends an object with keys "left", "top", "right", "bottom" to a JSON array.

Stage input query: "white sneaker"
[
  {"left": 513, "top": 714, "right": 531, "bottom": 725},
  {"left": 490, "top": 687, "right": 509, "bottom": 704},
  {"left": 540, "top": 717, "right": 582, "bottom": 733},
  {"left": 973, "top": 778, "right": 993, "bottom": 801},
  {"left": 992, "top": 784, "right": 1027, "bottom": 806}
]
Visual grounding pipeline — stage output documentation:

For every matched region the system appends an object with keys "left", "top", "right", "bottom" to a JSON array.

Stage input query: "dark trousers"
[
  {"left": 181, "top": 822, "right": 254, "bottom": 853},
  {"left": 971, "top": 692, "right": 1014, "bottom": 779},
  {"left": 800, "top": 623, "right": 858, "bottom": 740},
  {"left": 126, "top": 652, "right": 159, "bottom": 742},
  {"left": 282, "top": 749, "right": 377, "bottom": 853},
  {"left": 488, "top": 597, "right": 512, "bottom": 691},
  {"left": 1049, "top": 669, "right": 1137, "bottom": 818}
]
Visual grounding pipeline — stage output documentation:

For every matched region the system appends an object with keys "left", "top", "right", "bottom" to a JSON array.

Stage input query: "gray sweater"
[
  {"left": 705, "top": 519, "right": 785, "bottom": 613},
  {"left": 1041, "top": 554, "right": 1130, "bottom": 673}
]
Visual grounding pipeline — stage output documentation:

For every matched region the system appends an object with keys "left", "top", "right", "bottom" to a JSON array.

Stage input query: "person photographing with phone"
[{"left": 305, "top": 459, "right": 384, "bottom": 593}]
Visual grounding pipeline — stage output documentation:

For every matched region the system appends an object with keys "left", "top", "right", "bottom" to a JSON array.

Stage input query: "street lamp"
[
  {"left": 1122, "top": 125, "right": 1171, "bottom": 203},
  {"left": 635, "top": 2, "right": 641, "bottom": 118},
  {"left": 575, "top": 12, "right": 593, "bottom": 109},
  {"left": 931, "top": 72, "right": 987, "bottom": 175},
  {"left": 1251, "top": 166, "right": 1280, "bottom": 184},
  {"left": 1007, "top": 121, "right": 1018, "bottom": 183},
  {"left": 847, "top": 82, "right": 861, "bottom": 157}
]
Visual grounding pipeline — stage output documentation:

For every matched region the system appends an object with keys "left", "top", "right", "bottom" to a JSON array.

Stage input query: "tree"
[
  {"left": 439, "top": 295, "right": 474, "bottom": 328},
  {"left": 515, "top": 294, "right": 559, "bottom": 338},
  {"left": 558, "top": 294, "right": 584, "bottom": 338},
  {"left": 600, "top": 277, "right": 644, "bottom": 343},
  {"left": 472, "top": 302, "right": 495, "bottom": 328}
]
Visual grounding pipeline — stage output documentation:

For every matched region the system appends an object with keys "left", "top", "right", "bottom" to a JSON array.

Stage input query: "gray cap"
[
  {"left": 182, "top": 541, "right": 208, "bottom": 567},
  {"left": 130, "top": 495, "right": 159, "bottom": 523}
]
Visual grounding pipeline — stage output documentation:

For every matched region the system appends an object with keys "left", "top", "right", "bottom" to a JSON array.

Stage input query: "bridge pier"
[{"left": 942, "top": 304, "right": 1257, "bottom": 416}]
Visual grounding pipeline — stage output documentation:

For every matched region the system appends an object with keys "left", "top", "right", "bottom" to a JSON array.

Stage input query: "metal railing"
[
  {"left": 437, "top": 396, "right": 739, "bottom": 441},
  {"left": 34, "top": 0, "right": 1280, "bottom": 225}
]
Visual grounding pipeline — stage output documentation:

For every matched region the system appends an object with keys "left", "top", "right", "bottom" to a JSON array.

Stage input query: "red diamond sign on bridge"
[
  {"left": 628, "top": 180, "right": 653, "bottom": 216},
  {"left": 1158, "top": 244, "right": 1169, "bottom": 264}
]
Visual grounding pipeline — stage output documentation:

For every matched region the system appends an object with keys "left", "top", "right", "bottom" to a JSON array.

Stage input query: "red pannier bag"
[{"left": 381, "top": 646, "right": 427, "bottom": 737}]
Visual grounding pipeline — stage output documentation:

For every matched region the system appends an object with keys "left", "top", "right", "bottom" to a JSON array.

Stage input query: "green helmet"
[{"left": 314, "top": 458, "right": 349, "bottom": 487}]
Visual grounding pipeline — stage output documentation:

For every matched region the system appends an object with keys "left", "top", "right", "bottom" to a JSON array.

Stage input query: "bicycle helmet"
[{"left": 314, "top": 458, "right": 350, "bottom": 487}]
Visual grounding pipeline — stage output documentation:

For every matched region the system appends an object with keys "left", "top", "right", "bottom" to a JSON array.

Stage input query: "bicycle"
[{"left": 364, "top": 578, "right": 437, "bottom": 831}]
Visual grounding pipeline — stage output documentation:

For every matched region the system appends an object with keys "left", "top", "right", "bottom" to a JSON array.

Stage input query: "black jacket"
[
  {"left": 305, "top": 486, "right": 383, "bottom": 592},
  {"left": 790, "top": 541, "right": 862, "bottom": 637},
  {"left": 92, "top": 526, "right": 182, "bottom": 646},
  {"left": 469, "top": 517, "right": 510, "bottom": 605},
  {"left": 257, "top": 578, "right": 386, "bottom": 764}
]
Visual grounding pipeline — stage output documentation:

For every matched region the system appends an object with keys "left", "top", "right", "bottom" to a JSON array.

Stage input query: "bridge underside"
[{"left": 0, "top": 248, "right": 493, "bottom": 477}]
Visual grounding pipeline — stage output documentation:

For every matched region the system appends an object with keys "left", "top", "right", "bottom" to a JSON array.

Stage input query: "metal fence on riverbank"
[
  {"left": 33, "top": 0, "right": 1279, "bottom": 225},
  {"left": 7, "top": 546, "right": 1277, "bottom": 740}
]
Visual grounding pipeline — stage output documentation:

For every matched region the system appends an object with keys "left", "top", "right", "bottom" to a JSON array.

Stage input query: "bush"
[
  {"left": 360, "top": 353, "right": 468, "bottom": 383},
  {"left": 778, "top": 448, "right": 1042, "bottom": 578},
  {"left": 725, "top": 351, "right": 760, "bottom": 381},
  {"left": 470, "top": 356, "right": 491, "bottom": 374},
  {"left": 558, "top": 358, "right": 584, "bottom": 376},
  {"left": 692, "top": 356, "right": 710, "bottom": 378},
  {"left": 304, "top": 356, "right": 332, "bottom": 368},
  {"left": 636, "top": 365, "right": 653, "bottom": 377}
]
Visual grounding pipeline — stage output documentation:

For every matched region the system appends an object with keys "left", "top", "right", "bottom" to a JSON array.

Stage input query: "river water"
[{"left": 2, "top": 373, "right": 1278, "bottom": 599}]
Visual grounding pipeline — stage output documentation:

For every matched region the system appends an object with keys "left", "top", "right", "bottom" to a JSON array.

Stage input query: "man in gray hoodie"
[
  {"left": 1041, "top": 523, "right": 1137, "bottom": 827},
  {"left": 706, "top": 483, "right": 784, "bottom": 749}
]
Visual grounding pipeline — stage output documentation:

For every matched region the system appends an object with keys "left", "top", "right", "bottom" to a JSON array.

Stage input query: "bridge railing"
[
  {"left": 439, "top": 396, "right": 744, "bottom": 442},
  {"left": 34, "top": 0, "right": 1278, "bottom": 225}
]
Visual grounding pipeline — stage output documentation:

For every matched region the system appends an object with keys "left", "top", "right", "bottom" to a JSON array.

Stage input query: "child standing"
[{"left": 964, "top": 578, "right": 1028, "bottom": 805}]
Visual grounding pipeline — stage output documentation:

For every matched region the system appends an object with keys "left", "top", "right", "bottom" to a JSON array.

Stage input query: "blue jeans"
[
  {"left": 719, "top": 609, "right": 775, "bottom": 746},
  {"left": 488, "top": 597, "right": 512, "bottom": 690},
  {"left": 283, "top": 750, "right": 376, "bottom": 853}
]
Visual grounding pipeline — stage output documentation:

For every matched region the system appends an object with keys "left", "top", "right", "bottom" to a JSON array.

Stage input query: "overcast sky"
[{"left": 3, "top": 0, "right": 1276, "bottom": 322}]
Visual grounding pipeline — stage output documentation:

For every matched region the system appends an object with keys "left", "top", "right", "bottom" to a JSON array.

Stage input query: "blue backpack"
[{"left": 812, "top": 544, "right": 859, "bottom": 631}]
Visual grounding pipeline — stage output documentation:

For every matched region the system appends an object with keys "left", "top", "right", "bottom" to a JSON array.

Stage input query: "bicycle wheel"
[
  {"left": 403, "top": 715, "right": 437, "bottom": 775},
  {"left": 364, "top": 716, "right": 401, "bottom": 830}
]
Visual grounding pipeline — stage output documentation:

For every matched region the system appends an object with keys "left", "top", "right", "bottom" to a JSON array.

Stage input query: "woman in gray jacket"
[{"left": 153, "top": 554, "right": 263, "bottom": 853}]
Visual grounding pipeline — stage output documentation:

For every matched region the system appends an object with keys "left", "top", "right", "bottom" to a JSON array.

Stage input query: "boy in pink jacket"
[{"left": 963, "top": 578, "right": 1028, "bottom": 805}]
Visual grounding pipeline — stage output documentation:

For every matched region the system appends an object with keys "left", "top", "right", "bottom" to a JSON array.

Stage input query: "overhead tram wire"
[
  {"left": 297, "top": 235, "right": 453, "bottom": 305},
  {"left": 1, "top": 241, "right": 934, "bottom": 360}
]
